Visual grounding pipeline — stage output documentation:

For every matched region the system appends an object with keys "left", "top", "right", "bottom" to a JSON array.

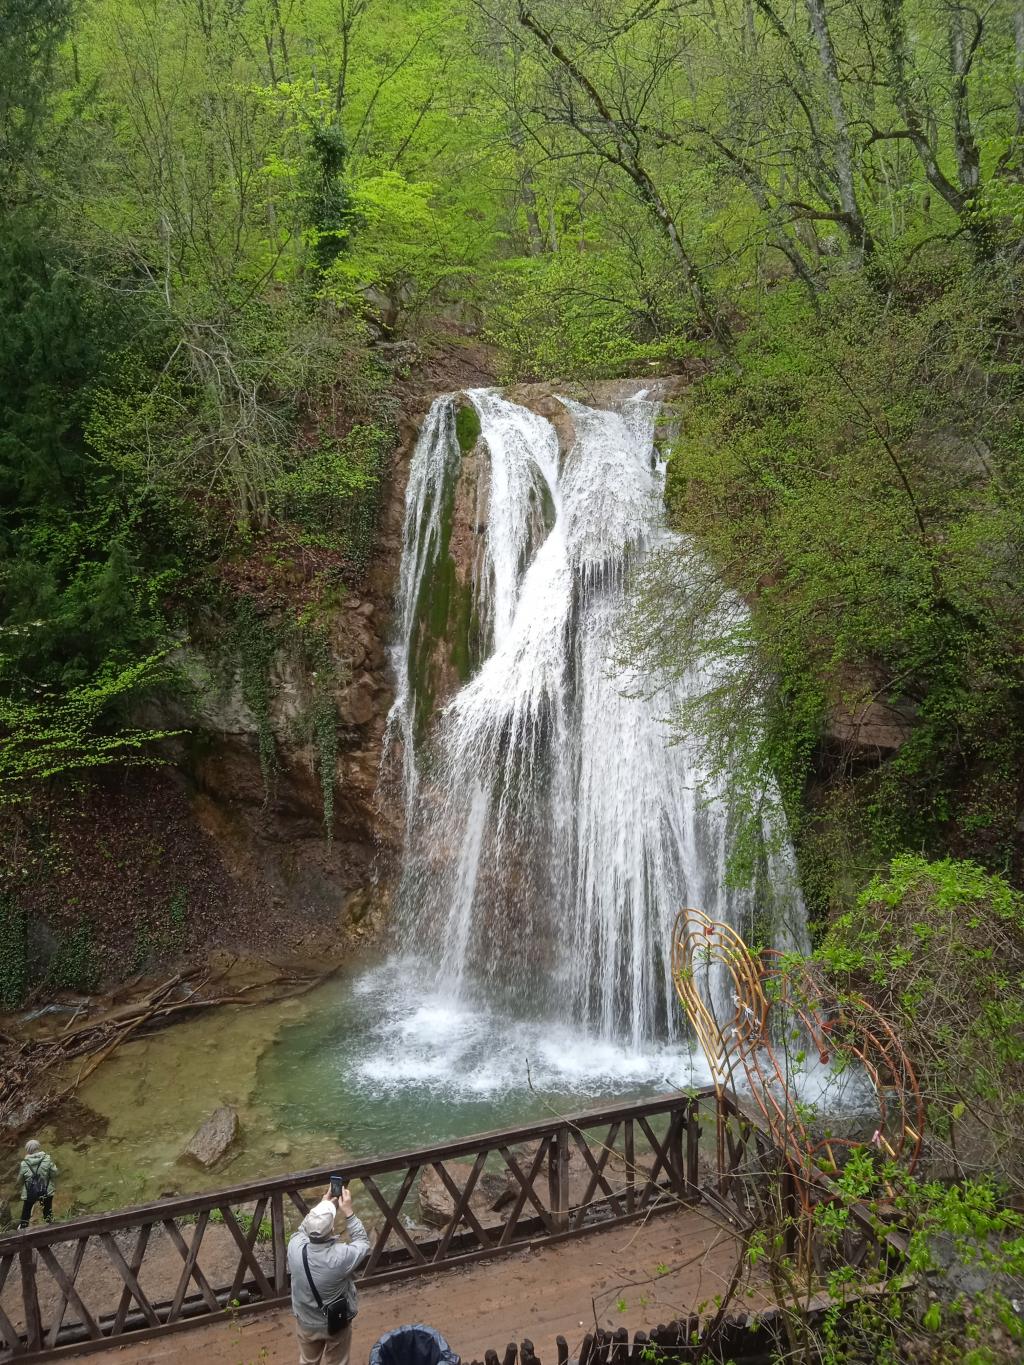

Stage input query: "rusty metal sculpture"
[{"left": 670, "top": 907, "right": 923, "bottom": 1229}]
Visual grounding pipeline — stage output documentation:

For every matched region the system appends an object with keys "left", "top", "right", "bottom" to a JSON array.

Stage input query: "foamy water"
[
  {"left": 339, "top": 962, "right": 874, "bottom": 1125},
  {"left": 348, "top": 960, "right": 704, "bottom": 1098}
]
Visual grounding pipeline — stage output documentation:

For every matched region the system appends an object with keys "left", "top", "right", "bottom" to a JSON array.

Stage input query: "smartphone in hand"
[{"left": 329, "top": 1173, "right": 344, "bottom": 1198}]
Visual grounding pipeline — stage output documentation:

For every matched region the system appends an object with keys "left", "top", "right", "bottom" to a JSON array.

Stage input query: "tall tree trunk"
[
  {"left": 949, "top": 6, "right": 981, "bottom": 197},
  {"left": 880, "top": 0, "right": 968, "bottom": 215},
  {"left": 803, "top": 0, "right": 873, "bottom": 256},
  {"left": 521, "top": 178, "right": 545, "bottom": 255},
  {"left": 517, "top": 4, "right": 732, "bottom": 351}
]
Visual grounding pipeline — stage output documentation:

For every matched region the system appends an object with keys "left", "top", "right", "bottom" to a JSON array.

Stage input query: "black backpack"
[{"left": 24, "top": 1158, "right": 48, "bottom": 1201}]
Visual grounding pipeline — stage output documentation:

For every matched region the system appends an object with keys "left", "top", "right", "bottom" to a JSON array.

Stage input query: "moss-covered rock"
[
  {"left": 455, "top": 399, "right": 482, "bottom": 454},
  {"left": 406, "top": 404, "right": 488, "bottom": 739}
]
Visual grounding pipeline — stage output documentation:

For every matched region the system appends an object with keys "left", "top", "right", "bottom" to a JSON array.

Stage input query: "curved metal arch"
[{"left": 670, "top": 907, "right": 924, "bottom": 1218}]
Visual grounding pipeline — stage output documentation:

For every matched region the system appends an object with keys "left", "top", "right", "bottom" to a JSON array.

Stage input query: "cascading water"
[{"left": 381, "top": 386, "right": 804, "bottom": 1070}]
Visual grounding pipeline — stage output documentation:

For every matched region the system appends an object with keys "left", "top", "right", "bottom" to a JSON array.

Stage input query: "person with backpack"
[
  {"left": 287, "top": 1183, "right": 369, "bottom": 1365},
  {"left": 18, "top": 1140, "right": 58, "bottom": 1228}
]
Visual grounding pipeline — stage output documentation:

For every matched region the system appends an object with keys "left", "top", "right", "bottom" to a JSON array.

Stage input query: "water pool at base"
[
  {"left": 256, "top": 959, "right": 707, "bottom": 1161},
  {"left": 13, "top": 960, "right": 709, "bottom": 1218},
  {"left": 10, "top": 957, "right": 877, "bottom": 1220}
]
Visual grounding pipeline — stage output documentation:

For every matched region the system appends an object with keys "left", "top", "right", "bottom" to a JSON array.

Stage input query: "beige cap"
[{"left": 300, "top": 1199, "right": 337, "bottom": 1241}]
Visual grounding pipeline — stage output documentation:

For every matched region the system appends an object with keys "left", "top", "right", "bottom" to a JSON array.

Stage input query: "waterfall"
[{"left": 386, "top": 387, "right": 802, "bottom": 1056}]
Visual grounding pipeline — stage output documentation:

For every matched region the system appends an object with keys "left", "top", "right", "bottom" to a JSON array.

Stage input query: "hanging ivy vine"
[
  {"left": 228, "top": 597, "right": 281, "bottom": 798},
  {"left": 0, "top": 895, "right": 28, "bottom": 1010},
  {"left": 302, "top": 623, "right": 340, "bottom": 841},
  {"left": 222, "top": 595, "right": 343, "bottom": 836}
]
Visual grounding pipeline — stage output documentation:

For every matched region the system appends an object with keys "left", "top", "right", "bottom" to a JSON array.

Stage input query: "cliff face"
[
  {"left": 182, "top": 378, "right": 675, "bottom": 931},
  {"left": 163, "top": 411, "right": 425, "bottom": 938},
  {"left": 399, "top": 377, "right": 684, "bottom": 737}
]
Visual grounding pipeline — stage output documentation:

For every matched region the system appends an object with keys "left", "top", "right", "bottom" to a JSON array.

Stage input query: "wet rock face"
[
  {"left": 401, "top": 378, "right": 683, "bottom": 740},
  {"left": 159, "top": 418, "right": 424, "bottom": 935},
  {"left": 826, "top": 699, "right": 915, "bottom": 754},
  {"left": 402, "top": 398, "right": 492, "bottom": 735},
  {"left": 183, "top": 1106, "right": 238, "bottom": 1168},
  {"left": 175, "top": 588, "right": 398, "bottom": 928},
  {"left": 154, "top": 378, "right": 684, "bottom": 945},
  {"left": 824, "top": 668, "right": 916, "bottom": 757}
]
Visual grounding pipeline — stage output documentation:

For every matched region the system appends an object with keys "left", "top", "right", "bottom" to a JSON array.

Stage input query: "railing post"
[
  {"left": 685, "top": 1095, "right": 701, "bottom": 1193},
  {"left": 271, "top": 1191, "right": 287, "bottom": 1293},
  {"left": 20, "top": 1247, "right": 42, "bottom": 1353},
  {"left": 782, "top": 1166, "right": 800, "bottom": 1259},
  {"left": 669, "top": 1105, "right": 687, "bottom": 1195},
  {"left": 547, "top": 1127, "right": 570, "bottom": 1231},
  {"left": 715, "top": 1093, "right": 730, "bottom": 1194},
  {"left": 624, "top": 1119, "right": 636, "bottom": 1213}
]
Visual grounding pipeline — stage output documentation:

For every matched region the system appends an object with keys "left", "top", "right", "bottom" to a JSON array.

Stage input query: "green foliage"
[
  {"left": 0, "top": 894, "right": 28, "bottom": 1009},
  {"left": 0, "top": 0, "right": 71, "bottom": 196},
  {"left": 228, "top": 600, "right": 280, "bottom": 796},
  {"left": 744, "top": 1141, "right": 1024, "bottom": 1364},
  {"left": 626, "top": 268, "right": 1024, "bottom": 902},
  {"left": 301, "top": 624, "right": 340, "bottom": 840},
  {"left": 274, "top": 419, "right": 395, "bottom": 564},
  {"left": 454, "top": 402, "right": 481, "bottom": 455},
  {"left": 130, "top": 886, "right": 189, "bottom": 970},
  {"left": 222, "top": 597, "right": 342, "bottom": 833},
  {"left": 819, "top": 857, "right": 1024, "bottom": 1186},
  {"left": 304, "top": 122, "right": 356, "bottom": 273},
  {"left": 0, "top": 656, "right": 179, "bottom": 803},
  {"left": 0, "top": 229, "right": 189, "bottom": 694},
  {"left": 47, "top": 921, "right": 100, "bottom": 993},
  {"left": 486, "top": 250, "right": 696, "bottom": 381}
]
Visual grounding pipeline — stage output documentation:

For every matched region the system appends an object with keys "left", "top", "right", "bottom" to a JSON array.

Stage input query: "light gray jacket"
[{"left": 287, "top": 1215, "right": 369, "bottom": 1336}]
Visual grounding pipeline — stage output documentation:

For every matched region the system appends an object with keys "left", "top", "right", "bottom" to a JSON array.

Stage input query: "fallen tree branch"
[{"left": 0, "top": 960, "right": 342, "bottom": 1138}]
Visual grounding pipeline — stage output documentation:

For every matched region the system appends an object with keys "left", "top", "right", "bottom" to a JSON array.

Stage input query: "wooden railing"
[
  {"left": 0, "top": 1091, "right": 711, "bottom": 1362},
  {"left": 713, "top": 1101, "right": 910, "bottom": 1275}
]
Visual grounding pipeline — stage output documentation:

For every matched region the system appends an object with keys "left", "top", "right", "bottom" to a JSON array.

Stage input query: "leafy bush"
[
  {"left": 820, "top": 856, "right": 1024, "bottom": 1188},
  {"left": 47, "top": 922, "right": 101, "bottom": 993},
  {"left": 486, "top": 247, "right": 697, "bottom": 381},
  {"left": 273, "top": 422, "right": 393, "bottom": 558}
]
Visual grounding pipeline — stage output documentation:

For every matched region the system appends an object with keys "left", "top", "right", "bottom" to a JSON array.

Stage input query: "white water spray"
[{"left": 387, "top": 387, "right": 802, "bottom": 1054}]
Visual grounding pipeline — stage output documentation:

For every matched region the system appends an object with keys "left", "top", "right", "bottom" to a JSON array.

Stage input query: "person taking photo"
[{"left": 287, "top": 1181, "right": 369, "bottom": 1365}]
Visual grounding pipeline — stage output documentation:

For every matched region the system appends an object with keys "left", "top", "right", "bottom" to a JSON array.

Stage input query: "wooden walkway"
[{"left": 81, "top": 1203, "right": 754, "bottom": 1364}]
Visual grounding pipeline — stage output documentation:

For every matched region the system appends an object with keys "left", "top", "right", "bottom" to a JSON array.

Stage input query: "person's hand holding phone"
[{"left": 325, "top": 1174, "right": 353, "bottom": 1217}]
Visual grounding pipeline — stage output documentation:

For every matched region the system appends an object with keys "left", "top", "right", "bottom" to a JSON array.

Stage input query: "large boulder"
[
  {"left": 826, "top": 698, "right": 915, "bottom": 754},
  {"left": 418, "top": 1162, "right": 514, "bottom": 1229},
  {"left": 182, "top": 1106, "right": 239, "bottom": 1168}
]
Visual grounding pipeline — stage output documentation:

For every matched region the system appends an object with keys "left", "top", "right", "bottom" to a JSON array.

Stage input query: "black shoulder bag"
[
  {"left": 24, "top": 1158, "right": 48, "bottom": 1202},
  {"left": 301, "top": 1245, "right": 356, "bottom": 1335}
]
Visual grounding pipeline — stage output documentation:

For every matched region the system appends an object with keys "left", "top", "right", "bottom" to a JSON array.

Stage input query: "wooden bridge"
[{"left": 0, "top": 1089, "right": 896, "bottom": 1363}]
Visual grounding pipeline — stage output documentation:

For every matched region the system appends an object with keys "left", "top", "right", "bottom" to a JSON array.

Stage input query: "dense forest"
[
  {"left": 2, "top": 0, "right": 1024, "bottom": 1355},
  {"left": 5, "top": 0, "right": 1024, "bottom": 861}
]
